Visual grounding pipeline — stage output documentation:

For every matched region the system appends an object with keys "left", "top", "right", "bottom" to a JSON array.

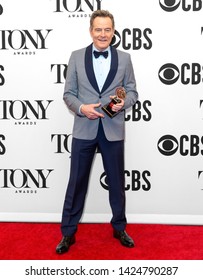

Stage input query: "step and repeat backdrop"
[{"left": 0, "top": 0, "right": 203, "bottom": 224}]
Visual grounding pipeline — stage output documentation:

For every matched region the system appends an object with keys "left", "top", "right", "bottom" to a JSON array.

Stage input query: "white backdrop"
[{"left": 0, "top": 0, "right": 203, "bottom": 225}]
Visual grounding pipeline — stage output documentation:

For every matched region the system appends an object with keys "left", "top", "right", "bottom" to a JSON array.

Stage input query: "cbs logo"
[
  {"left": 111, "top": 29, "right": 152, "bottom": 50},
  {"left": 159, "top": 0, "right": 202, "bottom": 12},
  {"left": 158, "top": 63, "right": 203, "bottom": 85},
  {"left": 158, "top": 134, "right": 203, "bottom": 156},
  {"left": 100, "top": 170, "right": 151, "bottom": 191}
]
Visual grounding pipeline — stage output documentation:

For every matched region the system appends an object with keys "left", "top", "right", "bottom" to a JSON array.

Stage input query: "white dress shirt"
[{"left": 92, "top": 45, "right": 111, "bottom": 92}]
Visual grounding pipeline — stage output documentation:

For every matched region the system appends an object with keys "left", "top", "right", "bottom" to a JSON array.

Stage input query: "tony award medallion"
[{"left": 102, "top": 87, "right": 126, "bottom": 118}]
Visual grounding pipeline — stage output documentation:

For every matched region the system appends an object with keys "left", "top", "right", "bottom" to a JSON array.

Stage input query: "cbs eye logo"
[
  {"left": 158, "top": 63, "right": 180, "bottom": 85},
  {"left": 100, "top": 173, "right": 109, "bottom": 190},
  {"left": 159, "top": 0, "right": 203, "bottom": 11},
  {"left": 159, "top": 63, "right": 203, "bottom": 85},
  {"left": 159, "top": 0, "right": 181, "bottom": 11},
  {"left": 0, "top": 5, "right": 3, "bottom": 15},
  {"left": 158, "top": 134, "right": 203, "bottom": 156},
  {"left": 157, "top": 135, "right": 178, "bottom": 156},
  {"left": 111, "top": 30, "right": 121, "bottom": 48}
]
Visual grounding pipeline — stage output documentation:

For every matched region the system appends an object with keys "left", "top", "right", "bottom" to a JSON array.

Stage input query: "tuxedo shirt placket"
[{"left": 93, "top": 49, "right": 111, "bottom": 92}]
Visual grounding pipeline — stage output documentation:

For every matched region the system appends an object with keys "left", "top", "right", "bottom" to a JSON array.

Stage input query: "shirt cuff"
[{"left": 79, "top": 104, "right": 84, "bottom": 115}]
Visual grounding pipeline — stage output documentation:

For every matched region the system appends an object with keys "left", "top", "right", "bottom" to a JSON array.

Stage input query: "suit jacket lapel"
[
  {"left": 85, "top": 44, "right": 100, "bottom": 93},
  {"left": 101, "top": 46, "right": 118, "bottom": 93},
  {"left": 85, "top": 44, "right": 118, "bottom": 94}
]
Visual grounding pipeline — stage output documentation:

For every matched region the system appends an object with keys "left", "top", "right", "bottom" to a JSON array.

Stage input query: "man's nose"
[{"left": 101, "top": 30, "right": 106, "bottom": 36}]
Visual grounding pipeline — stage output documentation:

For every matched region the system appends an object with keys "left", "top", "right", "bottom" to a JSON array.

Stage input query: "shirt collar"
[{"left": 92, "top": 45, "right": 110, "bottom": 54}]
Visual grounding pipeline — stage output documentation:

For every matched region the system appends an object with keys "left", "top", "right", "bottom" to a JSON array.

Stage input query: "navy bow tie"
[{"left": 93, "top": 50, "right": 108, "bottom": 59}]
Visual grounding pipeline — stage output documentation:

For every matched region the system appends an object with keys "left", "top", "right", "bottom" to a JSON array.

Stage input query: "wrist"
[{"left": 79, "top": 104, "right": 84, "bottom": 115}]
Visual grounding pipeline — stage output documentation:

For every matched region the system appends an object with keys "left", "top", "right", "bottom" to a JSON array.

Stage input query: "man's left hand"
[{"left": 110, "top": 95, "right": 124, "bottom": 112}]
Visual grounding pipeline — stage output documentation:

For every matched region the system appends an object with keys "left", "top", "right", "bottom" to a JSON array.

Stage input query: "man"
[{"left": 56, "top": 10, "right": 138, "bottom": 254}]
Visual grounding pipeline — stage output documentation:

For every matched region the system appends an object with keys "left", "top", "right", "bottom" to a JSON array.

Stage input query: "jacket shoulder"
[
  {"left": 71, "top": 46, "right": 86, "bottom": 55},
  {"left": 115, "top": 48, "right": 130, "bottom": 58}
]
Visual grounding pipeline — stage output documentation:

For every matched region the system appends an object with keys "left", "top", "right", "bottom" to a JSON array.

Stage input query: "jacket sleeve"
[
  {"left": 122, "top": 54, "right": 139, "bottom": 110},
  {"left": 63, "top": 51, "right": 84, "bottom": 116}
]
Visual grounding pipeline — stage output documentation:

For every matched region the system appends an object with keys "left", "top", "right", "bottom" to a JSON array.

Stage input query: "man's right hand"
[{"left": 80, "top": 103, "right": 104, "bottom": 119}]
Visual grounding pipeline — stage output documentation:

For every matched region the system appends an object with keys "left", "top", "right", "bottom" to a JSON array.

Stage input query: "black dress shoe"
[
  {"left": 113, "top": 230, "right": 135, "bottom": 248},
  {"left": 56, "top": 235, "right": 75, "bottom": 254}
]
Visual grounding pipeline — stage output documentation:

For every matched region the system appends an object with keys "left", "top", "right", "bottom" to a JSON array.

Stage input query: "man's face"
[{"left": 90, "top": 16, "right": 114, "bottom": 51}]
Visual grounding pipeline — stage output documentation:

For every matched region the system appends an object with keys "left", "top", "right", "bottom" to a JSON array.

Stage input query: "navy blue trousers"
[{"left": 61, "top": 121, "right": 127, "bottom": 236}]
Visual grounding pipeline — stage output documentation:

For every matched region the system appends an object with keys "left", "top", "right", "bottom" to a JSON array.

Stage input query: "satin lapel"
[
  {"left": 101, "top": 46, "right": 118, "bottom": 93},
  {"left": 85, "top": 44, "right": 100, "bottom": 93}
]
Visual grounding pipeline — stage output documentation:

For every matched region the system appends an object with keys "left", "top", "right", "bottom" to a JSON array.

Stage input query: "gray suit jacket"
[{"left": 63, "top": 44, "right": 138, "bottom": 141}]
